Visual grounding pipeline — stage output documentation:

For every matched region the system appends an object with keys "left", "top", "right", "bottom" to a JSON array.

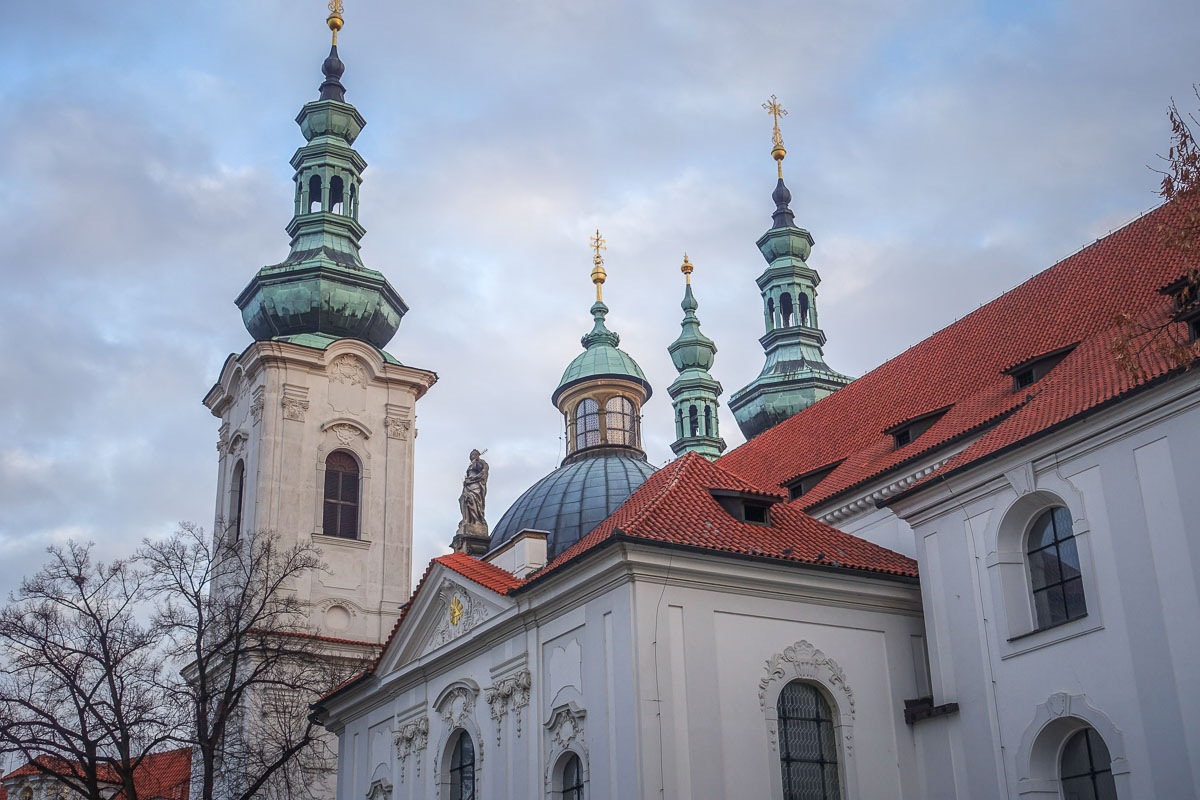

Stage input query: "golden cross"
[
  {"left": 327, "top": 0, "right": 345, "bottom": 44},
  {"left": 589, "top": 229, "right": 608, "bottom": 302},
  {"left": 589, "top": 229, "right": 607, "bottom": 265},
  {"left": 328, "top": 0, "right": 344, "bottom": 14},
  {"left": 763, "top": 94, "right": 788, "bottom": 177}
]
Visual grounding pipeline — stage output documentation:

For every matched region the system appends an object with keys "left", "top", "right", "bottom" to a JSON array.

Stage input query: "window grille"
[
  {"left": 605, "top": 396, "right": 636, "bottom": 446},
  {"left": 777, "top": 681, "right": 841, "bottom": 800},
  {"left": 1060, "top": 728, "right": 1118, "bottom": 800},
  {"left": 448, "top": 730, "right": 475, "bottom": 800},
  {"left": 575, "top": 399, "right": 601, "bottom": 450},
  {"left": 561, "top": 753, "right": 584, "bottom": 800}
]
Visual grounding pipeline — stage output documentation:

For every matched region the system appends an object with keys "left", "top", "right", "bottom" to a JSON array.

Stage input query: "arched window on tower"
[
  {"left": 798, "top": 293, "right": 810, "bottom": 326},
  {"left": 330, "top": 175, "right": 345, "bottom": 214},
  {"left": 781, "top": 293, "right": 794, "bottom": 327},
  {"left": 229, "top": 460, "right": 245, "bottom": 541},
  {"left": 575, "top": 399, "right": 600, "bottom": 451},
  {"left": 323, "top": 451, "right": 360, "bottom": 539},
  {"left": 348, "top": 183, "right": 357, "bottom": 219},
  {"left": 308, "top": 174, "right": 323, "bottom": 213},
  {"left": 688, "top": 405, "right": 699, "bottom": 437},
  {"left": 605, "top": 396, "right": 636, "bottom": 446},
  {"left": 767, "top": 297, "right": 776, "bottom": 331},
  {"left": 704, "top": 405, "right": 713, "bottom": 436},
  {"left": 777, "top": 680, "right": 842, "bottom": 799}
]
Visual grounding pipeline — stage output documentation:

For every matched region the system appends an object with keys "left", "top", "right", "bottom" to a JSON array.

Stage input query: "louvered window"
[
  {"left": 1027, "top": 507, "right": 1087, "bottom": 629},
  {"left": 575, "top": 399, "right": 600, "bottom": 450},
  {"left": 606, "top": 396, "right": 635, "bottom": 445},
  {"left": 448, "top": 730, "right": 475, "bottom": 800},
  {"left": 323, "top": 451, "right": 360, "bottom": 539},
  {"left": 778, "top": 681, "right": 842, "bottom": 800}
]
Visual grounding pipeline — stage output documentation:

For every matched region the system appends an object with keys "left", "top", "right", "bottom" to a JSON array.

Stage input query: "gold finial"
[
  {"left": 589, "top": 229, "right": 607, "bottom": 302},
  {"left": 327, "top": 0, "right": 345, "bottom": 45},
  {"left": 681, "top": 253, "right": 693, "bottom": 284},
  {"left": 763, "top": 94, "right": 788, "bottom": 179}
]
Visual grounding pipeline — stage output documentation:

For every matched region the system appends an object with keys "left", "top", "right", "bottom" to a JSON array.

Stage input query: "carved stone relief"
[
  {"left": 328, "top": 355, "right": 369, "bottom": 415},
  {"left": 331, "top": 423, "right": 362, "bottom": 447},
  {"left": 484, "top": 670, "right": 532, "bottom": 746},
  {"left": 759, "top": 640, "right": 856, "bottom": 758},
  {"left": 329, "top": 355, "right": 369, "bottom": 386},
  {"left": 543, "top": 703, "right": 588, "bottom": 790},
  {"left": 425, "top": 580, "right": 491, "bottom": 653},
  {"left": 384, "top": 415, "right": 413, "bottom": 440},
  {"left": 282, "top": 396, "right": 310, "bottom": 421},
  {"left": 393, "top": 715, "right": 429, "bottom": 782}
]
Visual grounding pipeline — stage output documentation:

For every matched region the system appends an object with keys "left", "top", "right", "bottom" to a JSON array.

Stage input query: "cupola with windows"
[{"left": 489, "top": 233, "right": 658, "bottom": 559}]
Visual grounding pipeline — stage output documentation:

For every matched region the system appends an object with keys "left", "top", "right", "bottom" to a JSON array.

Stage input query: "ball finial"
[
  {"left": 327, "top": 0, "right": 345, "bottom": 43},
  {"left": 680, "top": 253, "right": 693, "bottom": 283}
]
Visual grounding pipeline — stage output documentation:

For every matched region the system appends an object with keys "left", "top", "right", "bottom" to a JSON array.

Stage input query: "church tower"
[
  {"left": 202, "top": 8, "right": 436, "bottom": 645},
  {"left": 728, "top": 96, "right": 852, "bottom": 440},
  {"left": 667, "top": 255, "right": 726, "bottom": 459}
]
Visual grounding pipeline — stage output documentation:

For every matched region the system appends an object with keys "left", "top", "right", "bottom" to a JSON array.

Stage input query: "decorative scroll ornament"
[
  {"left": 331, "top": 423, "right": 362, "bottom": 446},
  {"left": 249, "top": 394, "right": 266, "bottom": 424},
  {"left": 393, "top": 715, "right": 429, "bottom": 782},
  {"left": 282, "top": 396, "right": 310, "bottom": 421},
  {"left": 759, "top": 639, "right": 855, "bottom": 757},
  {"left": 383, "top": 415, "right": 412, "bottom": 440},
  {"left": 543, "top": 703, "right": 587, "bottom": 789},
  {"left": 484, "top": 670, "right": 532, "bottom": 746},
  {"left": 426, "top": 581, "right": 490, "bottom": 652},
  {"left": 329, "top": 355, "right": 368, "bottom": 386}
]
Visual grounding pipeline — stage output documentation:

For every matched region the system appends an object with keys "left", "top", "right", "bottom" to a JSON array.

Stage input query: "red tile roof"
[
  {"left": 2, "top": 748, "right": 191, "bottom": 800},
  {"left": 536, "top": 451, "right": 918, "bottom": 578},
  {"left": 717, "top": 201, "right": 1200, "bottom": 510},
  {"left": 435, "top": 551, "right": 525, "bottom": 594}
]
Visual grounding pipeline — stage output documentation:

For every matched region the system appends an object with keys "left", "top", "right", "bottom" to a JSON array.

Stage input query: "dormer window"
[
  {"left": 1160, "top": 274, "right": 1200, "bottom": 341},
  {"left": 783, "top": 460, "right": 844, "bottom": 501},
  {"left": 1003, "top": 344, "right": 1078, "bottom": 392},
  {"left": 710, "top": 489, "right": 779, "bottom": 527},
  {"left": 884, "top": 406, "right": 952, "bottom": 450}
]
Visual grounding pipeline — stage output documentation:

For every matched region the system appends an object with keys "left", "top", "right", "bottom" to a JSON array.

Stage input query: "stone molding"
[
  {"left": 432, "top": 680, "right": 484, "bottom": 800},
  {"left": 484, "top": 669, "right": 532, "bottom": 746},
  {"left": 816, "top": 457, "right": 952, "bottom": 524},
  {"left": 543, "top": 702, "right": 588, "bottom": 794},
  {"left": 281, "top": 385, "right": 310, "bottom": 421},
  {"left": 1016, "top": 692, "right": 1130, "bottom": 797},
  {"left": 329, "top": 354, "right": 369, "bottom": 386},
  {"left": 393, "top": 714, "right": 429, "bottom": 782}
]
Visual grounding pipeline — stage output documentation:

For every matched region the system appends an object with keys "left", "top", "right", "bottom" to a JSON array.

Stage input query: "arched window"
[
  {"left": 229, "top": 460, "right": 245, "bottom": 541},
  {"left": 704, "top": 405, "right": 713, "bottom": 436},
  {"left": 575, "top": 399, "right": 600, "bottom": 450},
  {"left": 1027, "top": 507, "right": 1086, "bottom": 628},
  {"left": 781, "top": 292, "right": 794, "bottom": 327},
  {"left": 448, "top": 730, "right": 475, "bottom": 800},
  {"left": 605, "top": 396, "right": 635, "bottom": 446},
  {"left": 688, "top": 405, "right": 699, "bottom": 436},
  {"left": 798, "top": 293, "right": 810, "bottom": 326},
  {"left": 777, "top": 680, "right": 841, "bottom": 800},
  {"left": 308, "top": 174, "right": 323, "bottom": 213},
  {"left": 767, "top": 297, "right": 776, "bottom": 330},
  {"left": 330, "top": 175, "right": 345, "bottom": 214},
  {"left": 1060, "top": 728, "right": 1118, "bottom": 799},
  {"left": 561, "top": 752, "right": 583, "bottom": 800},
  {"left": 348, "top": 183, "right": 357, "bottom": 219},
  {"left": 323, "top": 451, "right": 360, "bottom": 539}
]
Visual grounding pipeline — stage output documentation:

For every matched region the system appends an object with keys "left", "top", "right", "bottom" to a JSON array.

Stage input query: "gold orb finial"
[
  {"left": 327, "top": 0, "right": 345, "bottom": 44},
  {"left": 589, "top": 229, "right": 607, "bottom": 302},
  {"left": 681, "top": 253, "right": 693, "bottom": 284},
  {"left": 763, "top": 94, "right": 788, "bottom": 179}
]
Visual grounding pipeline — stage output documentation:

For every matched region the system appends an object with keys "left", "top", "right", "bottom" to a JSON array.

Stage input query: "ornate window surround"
[
  {"left": 1015, "top": 692, "right": 1130, "bottom": 798},
  {"left": 985, "top": 466, "right": 1103, "bottom": 657},
  {"left": 432, "top": 681, "right": 484, "bottom": 800},
  {"left": 543, "top": 702, "right": 589, "bottom": 798},
  {"left": 759, "top": 640, "right": 856, "bottom": 799}
]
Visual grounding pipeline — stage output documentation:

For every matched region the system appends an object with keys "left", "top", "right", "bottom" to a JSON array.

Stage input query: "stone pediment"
[{"left": 378, "top": 566, "right": 514, "bottom": 675}]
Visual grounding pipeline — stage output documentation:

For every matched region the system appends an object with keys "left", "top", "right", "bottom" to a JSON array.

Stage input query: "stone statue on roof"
[{"left": 452, "top": 450, "right": 491, "bottom": 555}]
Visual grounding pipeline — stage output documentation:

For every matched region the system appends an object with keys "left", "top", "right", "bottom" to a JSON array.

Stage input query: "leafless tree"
[
  {"left": 141, "top": 523, "right": 366, "bottom": 800},
  {"left": 0, "top": 542, "right": 176, "bottom": 800}
]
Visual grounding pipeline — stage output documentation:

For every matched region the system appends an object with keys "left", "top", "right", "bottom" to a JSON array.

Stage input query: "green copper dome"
[
  {"left": 552, "top": 301, "right": 651, "bottom": 405},
  {"left": 236, "top": 44, "right": 408, "bottom": 351}
]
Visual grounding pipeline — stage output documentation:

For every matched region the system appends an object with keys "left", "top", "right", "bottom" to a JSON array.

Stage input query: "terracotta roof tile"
[
  {"left": 2, "top": 749, "right": 191, "bottom": 800},
  {"left": 717, "top": 200, "right": 1199, "bottom": 509}
]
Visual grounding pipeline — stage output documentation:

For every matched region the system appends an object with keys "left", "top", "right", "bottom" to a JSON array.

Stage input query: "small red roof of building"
[
  {"left": 717, "top": 200, "right": 1199, "bottom": 509},
  {"left": 2, "top": 748, "right": 191, "bottom": 800},
  {"left": 537, "top": 451, "right": 918, "bottom": 579}
]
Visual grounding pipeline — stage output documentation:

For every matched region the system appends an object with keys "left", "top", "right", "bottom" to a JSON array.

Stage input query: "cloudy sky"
[{"left": 1, "top": 0, "right": 1198, "bottom": 599}]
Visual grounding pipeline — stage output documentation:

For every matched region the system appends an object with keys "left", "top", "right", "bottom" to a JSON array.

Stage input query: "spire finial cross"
[
  {"left": 589, "top": 229, "right": 608, "bottom": 302},
  {"left": 763, "top": 94, "right": 788, "bottom": 178}
]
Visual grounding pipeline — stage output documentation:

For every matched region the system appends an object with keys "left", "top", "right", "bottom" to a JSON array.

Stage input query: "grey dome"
[{"left": 490, "top": 450, "right": 659, "bottom": 558}]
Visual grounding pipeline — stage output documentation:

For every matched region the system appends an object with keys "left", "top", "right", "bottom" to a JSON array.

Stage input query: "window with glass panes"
[
  {"left": 575, "top": 399, "right": 600, "bottom": 450},
  {"left": 560, "top": 753, "right": 583, "bottom": 800},
  {"left": 605, "top": 396, "right": 635, "bottom": 446},
  {"left": 229, "top": 460, "right": 245, "bottom": 540},
  {"left": 1027, "top": 507, "right": 1086, "bottom": 628},
  {"left": 777, "top": 681, "right": 842, "bottom": 800},
  {"left": 448, "top": 730, "right": 475, "bottom": 800},
  {"left": 1060, "top": 728, "right": 1118, "bottom": 800},
  {"left": 323, "top": 451, "right": 360, "bottom": 539}
]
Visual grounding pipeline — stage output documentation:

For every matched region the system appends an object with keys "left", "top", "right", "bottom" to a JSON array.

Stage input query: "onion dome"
[
  {"left": 235, "top": 14, "right": 409, "bottom": 352},
  {"left": 552, "top": 301, "right": 652, "bottom": 406}
]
